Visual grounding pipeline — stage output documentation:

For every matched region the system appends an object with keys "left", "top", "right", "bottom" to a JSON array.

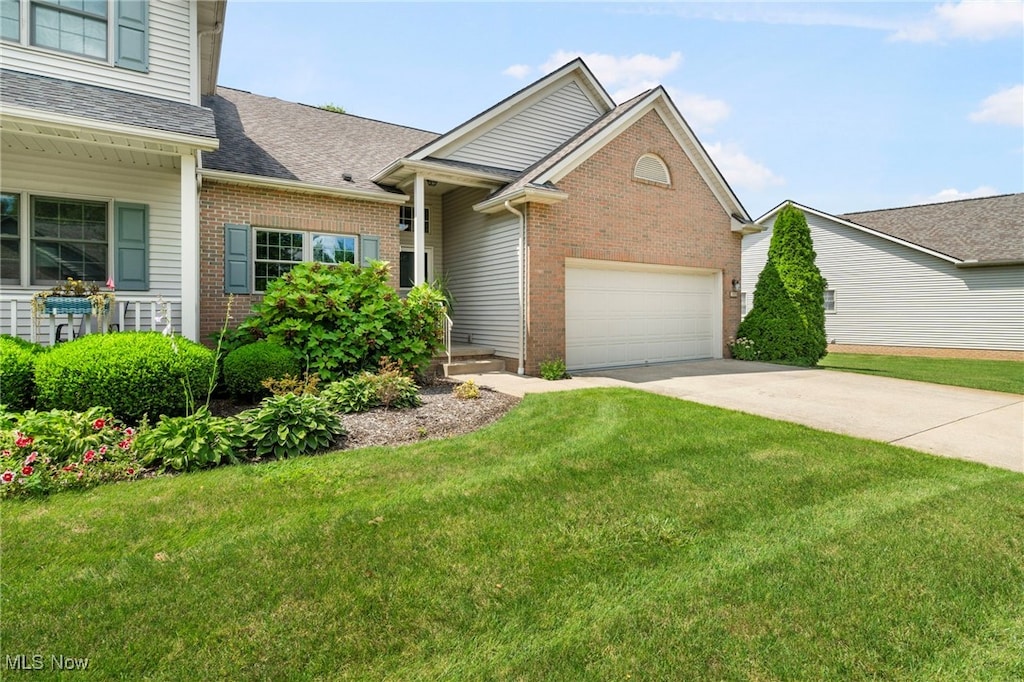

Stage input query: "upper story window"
[
  {"left": 398, "top": 205, "right": 429, "bottom": 234},
  {"left": 2, "top": 0, "right": 148, "bottom": 72},
  {"left": 633, "top": 153, "right": 671, "bottom": 186}
]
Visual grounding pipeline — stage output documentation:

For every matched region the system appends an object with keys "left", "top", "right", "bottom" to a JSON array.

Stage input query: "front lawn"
[
  {"left": 3, "top": 389, "right": 1022, "bottom": 680},
  {"left": 820, "top": 352, "right": 1024, "bottom": 394}
]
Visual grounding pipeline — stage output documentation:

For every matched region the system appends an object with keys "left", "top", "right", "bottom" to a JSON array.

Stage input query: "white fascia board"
[
  {"left": 732, "top": 216, "right": 763, "bottom": 235},
  {"left": 764, "top": 200, "right": 963, "bottom": 265},
  {"left": 1, "top": 106, "right": 219, "bottom": 152},
  {"left": 535, "top": 89, "right": 750, "bottom": 223},
  {"left": 472, "top": 186, "right": 569, "bottom": 214},
  {"left": 198, "top": 169, "right": 410, "bottom": 205},
  {"left": 373, "top": 158, "right": 510, "bottom": 188},
  {"left": 407, "top": 59, "right": 614, "bottom": 162}
]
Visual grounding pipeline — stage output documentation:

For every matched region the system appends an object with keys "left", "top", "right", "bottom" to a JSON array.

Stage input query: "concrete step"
[{"left": 444, "top": 358, "right": 505, "bottom": 376}]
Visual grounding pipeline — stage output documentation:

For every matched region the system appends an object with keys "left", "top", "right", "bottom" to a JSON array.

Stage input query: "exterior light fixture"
[{"left": 731, "top": 277, "right": 741, "bottom": 292}]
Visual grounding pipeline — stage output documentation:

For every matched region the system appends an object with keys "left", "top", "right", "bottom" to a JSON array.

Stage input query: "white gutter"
[
  {"left": 504, "top": 200, "right": 527, "bottom": 375},
  {"left": 475, "top": 186, "right": 569, "bottom": 214},
  {"left": 0, "top": 107, "right": 219, "bottom": 151},
  {"left": 197, "top": 168, "right": 410, "bottom": 204}
]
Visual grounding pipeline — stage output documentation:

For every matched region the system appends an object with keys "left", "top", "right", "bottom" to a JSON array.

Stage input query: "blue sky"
[{"left": 217, "top": 1, "right": 1024, "bottom": 218}]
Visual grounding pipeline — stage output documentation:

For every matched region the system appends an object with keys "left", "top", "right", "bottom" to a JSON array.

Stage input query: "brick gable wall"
[
  {"left": 525, "top": 109, "right": 742, "bottom": 372},
  {"left": 198, "top": 180, "right": 400, "bottom": 341}
]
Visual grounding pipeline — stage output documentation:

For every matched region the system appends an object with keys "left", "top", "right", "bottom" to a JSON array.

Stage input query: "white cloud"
[
  {"left": 666, "top": 87, "right": 731, "bottom": 133},
  {"left": 540, "top": 50, "right": 683, "bottom": 96},
  {"left": 969, "top": 84, "right": 1024, "bottom": 126},
  {"left": 922, "top": 186, "right": 1000, "bottom": 203},
  {"left": 890, "top": 1, "right": 1023, "bottom": 42},
  {"left": 704, "top": 142, "right": 784, "bottom": 191},
  {"left": 503, "top": 64, "right": 532, "bottom": 80}
]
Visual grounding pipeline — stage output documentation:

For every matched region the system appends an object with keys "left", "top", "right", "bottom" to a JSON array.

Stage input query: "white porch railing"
[{"left": 0, "top": 295, "right": 183, "bottom": 346}]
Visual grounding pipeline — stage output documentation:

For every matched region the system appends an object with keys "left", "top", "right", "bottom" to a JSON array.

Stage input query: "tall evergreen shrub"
[{"left": 736, "top": 204, "right": 827, "bottom": 365}]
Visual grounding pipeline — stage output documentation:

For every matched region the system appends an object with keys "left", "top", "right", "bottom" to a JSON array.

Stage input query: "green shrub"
[
  {"left": 244, "top": 393, "right": 345, "bottom": 459},
  {"left": 737, "top": 204, "right": 827, "bottom": 366},
  {"left": 1, "top": 406, "right": 133, "bottom": 465},
  {"left": 0, "top": 337, "right": 39, "bottom": 410},
  {"left": 539, "top": 358, "right": 570, "bottom": 380},
  {"left": 33, "top": 332, "right": 216, "bottom": 423},
  {"left": 136, "top": 406, "right": 248, "bottom": 472},
  {"left": 243, "top": 261, "right": 446, "bottom": 382},
  {"left": 223, "top": 341, "right": 301, "bottom": 401},
  {"left": 261, "top": 373, "right": 320, "bottom": 397},
  {"left": 320, "top": 361, "right": 421, "bottom": 413}
]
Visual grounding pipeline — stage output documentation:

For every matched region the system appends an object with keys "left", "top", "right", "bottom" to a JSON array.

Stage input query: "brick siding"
[
  {"left": 198, "top": 180, "right": 400, "bottom": 342},
  {"left": 828, "top": 344, "right": 1024, "bottom": 362},
  {"left": 524, "top": 110, "right": 743, "bottom": 373}
]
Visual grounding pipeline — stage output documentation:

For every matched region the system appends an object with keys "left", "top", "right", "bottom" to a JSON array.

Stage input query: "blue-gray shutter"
[
  {"left": 115, "top": 0, "right": 148, "bottom": 72},
  {"left": 224, "top": 224, "right": 251, "bottom": 293},
  {"left": 114, "top": 202, "right": 148, "bottom": 290},
  {"left": 360, "top": 235, "right": 380, "bottom": 267}
]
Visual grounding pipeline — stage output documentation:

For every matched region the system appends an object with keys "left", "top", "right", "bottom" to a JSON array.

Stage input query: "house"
[
  {"left": 0, "top": 0, "right": 225, "bottom": 341},
  {"left": 2, "top": 1, "right": 756, "bottom": 375},
  {"left": 741, "top": 196, "right": 1024, "bottom": 359},
  {"left": 200, "top": 59, "right": 754, "bottom": 374}
]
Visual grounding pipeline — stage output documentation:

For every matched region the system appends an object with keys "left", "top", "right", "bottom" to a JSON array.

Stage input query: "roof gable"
[
  {"left": 757, "top": 195, "right": 1024, "bottom": 265},
  {"left": 408, "top": 59, "right": 614, "bottom": 171}
]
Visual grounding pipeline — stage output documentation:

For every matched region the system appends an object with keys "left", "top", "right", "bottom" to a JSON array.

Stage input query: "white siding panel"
[
  {"left": 442, "top": 187, "right": 520, "bottom": 357},
  {"left": 741, "top": 212, "right": 1024, "bottom": 351},
  {"left": 0, "top": 145, "right": 183, "bottom": 342},
  {"left": 445, "top": 82, "right": 601, "bottom": 171},
  {"left": 0, "top": 0, "right": 194, "bottom": 103}
]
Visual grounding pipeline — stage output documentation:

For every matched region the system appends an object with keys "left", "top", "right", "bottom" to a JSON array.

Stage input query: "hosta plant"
[
  {"left": 245, "top": 393, "right": 346, "bottom": 460},
  {"left": 136, "top": 407, "right": 250, "bottom": 472}
]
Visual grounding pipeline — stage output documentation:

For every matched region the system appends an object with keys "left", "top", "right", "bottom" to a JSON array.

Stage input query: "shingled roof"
[
  {"left": 1, "top": 68, "right": 217, "bottom": 140},
  {"left": 840, "top": 193, "right": 1024, "bottom": 264},
  {"left": 201, "top": 87, "right": 439, "bottom": 196}
]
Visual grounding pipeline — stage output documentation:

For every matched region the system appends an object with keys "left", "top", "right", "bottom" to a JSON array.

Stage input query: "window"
[
  {"left": 740, "top": 292, "right": 748, "bottom": 317},
  {"left": 399, "top": 247, "right": 432, "bottom": 289},
  {"left": 31, "top": 0, "right": 108, "bottom": 59},
  {"left": 31, "top": 196, "right": 107, "bottom": 284},
  {"left": 1, "top": 0, "right": 19, "bottom": 40},
  {"left": 398, "top": 205, "right": 429, "bottom": 233},
  {"left": 253, "top": 228, "right": 358, "bottom": 292},
  {"left": 825, "top": 289, "right": 836, "bottom": 313},
  {"left": 633, "top": 153, "right": 671, "bottom": 185},
  {"left": 0, "top": 192, "right": 19, "bottom": 284}
]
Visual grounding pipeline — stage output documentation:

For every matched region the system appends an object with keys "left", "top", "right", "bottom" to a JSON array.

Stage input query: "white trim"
[
  {"left": 180, "top": 153, "right": 199, "bottom": 340},
  {"left": 473, "top": 186, "right": 570, "bottom": 214},
  {"left": 413, "top": 174, "right": 425, "bottom": 286},
  {"left": 198, "top": 168, "right": 410, "bottom": 205},
  {"left": 406, "top": 59, "right": 614, "bottom": 163},
  {"left": 372, "top": 158, "right": 511, "bottom": 188},
  {"left": 756, "top": 200, "right": 962, "bottom": 265},
  {"left": 0, "top": 107, "right": 219, "bottom": 152}
]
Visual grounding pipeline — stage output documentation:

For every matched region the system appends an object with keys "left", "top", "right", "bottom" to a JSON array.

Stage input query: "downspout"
[{"left": 504, "top": 200, "right": 526, "bottom": 375}]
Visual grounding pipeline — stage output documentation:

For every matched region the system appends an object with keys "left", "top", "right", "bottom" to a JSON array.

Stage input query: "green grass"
[
  {"left": 820, "top": 352, "right": 1024, "bottom": 394},
  {"left": 3, "top": 389, "right": 1022, "bottom": 680}
]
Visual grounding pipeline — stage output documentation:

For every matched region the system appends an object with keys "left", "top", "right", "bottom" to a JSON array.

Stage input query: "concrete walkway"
[{"left": 457, "top": 360, "right": 1024, "bottom": 473}]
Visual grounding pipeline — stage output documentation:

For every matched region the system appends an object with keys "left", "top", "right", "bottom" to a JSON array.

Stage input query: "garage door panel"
[{"left": 566, "top": 262, "right": 718, "bottom": 370}]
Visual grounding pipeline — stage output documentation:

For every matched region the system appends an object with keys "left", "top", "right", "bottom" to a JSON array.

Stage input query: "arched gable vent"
[{"left": 633, "top": 153, "right": 671, "bottom": 185}]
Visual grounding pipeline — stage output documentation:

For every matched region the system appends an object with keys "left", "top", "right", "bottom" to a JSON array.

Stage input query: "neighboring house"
[
  {"left": 200, "top": 59, "right": 755, "bottom": 373},
  {"left": 1, "top": 1, "right": 756, "bottom": 374},
  {"left": 0, "top": 0, "right": 226, "bottom": 341},
  {"left": 741, "top": 196, "right": 1024, "bottom": 357}
]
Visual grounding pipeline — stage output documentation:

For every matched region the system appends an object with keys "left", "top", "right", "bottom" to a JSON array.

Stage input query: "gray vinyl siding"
[
  {"left": 742, "top": 212, "right": 1024, "bottom": 351},
  {"left": 0, "top": 145, "right": 183, "bottom": 341},
  {"left": 444, "top": 81, "right": 601, "bottom": 171},
  {"left": 0, "top": 0, "right": 194, "bottom": 103},
  {"left": 442, "top": 187, "right": 520, "bottom": 357}
]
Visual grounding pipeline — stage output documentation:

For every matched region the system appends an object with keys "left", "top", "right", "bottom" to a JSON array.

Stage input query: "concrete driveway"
[{"left": 458, "top": 360, "right": 1024, "bottom": 473}]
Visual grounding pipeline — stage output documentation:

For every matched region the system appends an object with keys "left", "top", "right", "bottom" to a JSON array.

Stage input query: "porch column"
[
  {"left": 414, "top": 173, "right": 426, "bottom": 286},
  {"left": 180, "top": 153, "right": 199, "bottom": 340}
]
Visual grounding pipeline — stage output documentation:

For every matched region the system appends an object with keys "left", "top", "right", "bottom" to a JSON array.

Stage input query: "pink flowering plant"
[{"left": 0, "top": 406, "right": 143, "bottom": 498}]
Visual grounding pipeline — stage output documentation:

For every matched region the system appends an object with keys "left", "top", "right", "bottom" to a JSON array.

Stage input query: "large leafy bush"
[
  {"left": 736, "top": 204, "right": 827, "bottom": 366},
  {"left": 34, "top": 332, "right": 216, "bottom": 423},
  {"left": 0, "top": 336, "right": 41, "bottom": 410},
  {"left": 239, "top": 261, "right": 446, "bottom": 382},
  {"left": 244, "top": 393, "right": 346, "bottom": 459},
  {"left": 223, "top": 340, "right": 301, "bottom": 401}
]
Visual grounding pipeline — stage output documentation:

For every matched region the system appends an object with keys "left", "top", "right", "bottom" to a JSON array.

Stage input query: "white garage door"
[{"left": 565, "top": 260, "right": 720, "bottom": 370}]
